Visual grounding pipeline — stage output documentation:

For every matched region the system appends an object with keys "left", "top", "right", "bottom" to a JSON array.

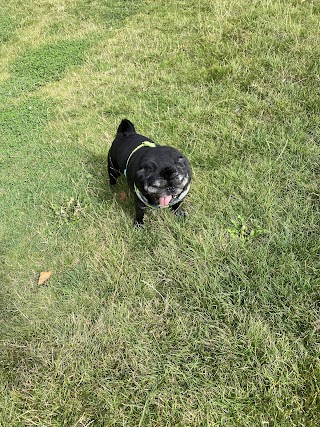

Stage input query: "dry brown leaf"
[
  {"left": 38, "top": 271, "right": 52, "bottom": 285},
  {"left": 118, "top": 191, "right": 127, "bottom": 201}
]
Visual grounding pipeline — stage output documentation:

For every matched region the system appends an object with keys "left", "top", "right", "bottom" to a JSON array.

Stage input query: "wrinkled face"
[{"left": 136, "top": 154, "right": 191, "bottom": 206}]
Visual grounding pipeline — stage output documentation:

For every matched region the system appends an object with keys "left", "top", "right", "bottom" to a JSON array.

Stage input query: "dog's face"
[{"left": 135, "top": 149, "right": 191, "bottom": 206}]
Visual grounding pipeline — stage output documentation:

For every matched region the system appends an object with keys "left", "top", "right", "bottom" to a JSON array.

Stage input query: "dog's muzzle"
[{"left": 134, "top": 183, "right": 190, "bottom": 209}]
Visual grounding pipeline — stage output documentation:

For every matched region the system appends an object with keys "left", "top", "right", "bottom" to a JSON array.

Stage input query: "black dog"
[{"left": 108, "top": 119, "right": 191, "bottom": 225}]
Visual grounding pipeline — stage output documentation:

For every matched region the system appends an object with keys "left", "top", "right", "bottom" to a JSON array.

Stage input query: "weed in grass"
[
  {"left": 228, "top": 215, "right": 269, "bottom": 241},
  {"left": 50, "top": 196, "right": 88, "bottom": 223}
]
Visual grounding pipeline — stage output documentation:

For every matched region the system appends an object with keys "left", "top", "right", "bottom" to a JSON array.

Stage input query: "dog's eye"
[
  {"left": 178, "top": 157, "right": 186, "bottom": 167},
  {"left": 151, "top": 180, "right": 162, "bottom": 188}
]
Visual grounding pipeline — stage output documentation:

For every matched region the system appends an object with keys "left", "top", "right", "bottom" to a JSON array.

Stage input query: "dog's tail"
[{"left": 116, "top": 119, "right": 136, "bottom": 136}]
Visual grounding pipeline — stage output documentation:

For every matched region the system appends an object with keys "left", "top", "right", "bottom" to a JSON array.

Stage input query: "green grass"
[
  {"left": 1, "top": 0, "right": 319, "bottom": 425},
  {"left": 11, "top": 39, "right": 91, "bottom": 93},
  {"left": 0, "top": 15, "right": 17, "bottom": 44}
]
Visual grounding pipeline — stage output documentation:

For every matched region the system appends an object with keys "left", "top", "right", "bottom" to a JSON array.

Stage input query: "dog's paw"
[
  {"left": 174, "top": 209, "right": 188, "bottom": 218},
  {"left": 134, "top": 221, "right": 145, "bottom": 229}
]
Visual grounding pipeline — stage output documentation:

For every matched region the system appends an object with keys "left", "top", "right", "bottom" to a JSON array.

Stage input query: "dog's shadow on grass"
[{"left": 85, "top": 153, "right": 134, "bottom": 214}]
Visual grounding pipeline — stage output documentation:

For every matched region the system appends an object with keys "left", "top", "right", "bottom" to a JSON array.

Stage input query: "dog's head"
[{"left": 135, "top": 147, "right": 191, "bottom": 206}]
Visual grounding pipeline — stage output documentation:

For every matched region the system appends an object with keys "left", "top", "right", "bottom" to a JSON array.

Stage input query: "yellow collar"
[{"left": 123, "top": 141, "right": 156, "bottom": 177}]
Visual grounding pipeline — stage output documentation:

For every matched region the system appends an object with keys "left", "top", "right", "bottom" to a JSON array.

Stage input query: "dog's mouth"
[
  {"left": 146, "top": 175, "right": 190, "bottom": 207},
  {"left": 136, "top": 183, "right": 190, "bottom": 208},
  {"left": 159, "top": 195, "right": 173, "bottom": 207},
  {"left": 158, "top": 192, "right": 184, "bottom": 206}
]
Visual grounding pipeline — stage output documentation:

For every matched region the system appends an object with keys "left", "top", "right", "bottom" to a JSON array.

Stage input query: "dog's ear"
[
  {"left": 177, "top": 156, "right": 188, "bottom": 169},
  {"left": 136, "top": 161, "right": 157, "bottom": 182},
  {"left": 117, "top": 119, "right": 136, "bottom": 136}
]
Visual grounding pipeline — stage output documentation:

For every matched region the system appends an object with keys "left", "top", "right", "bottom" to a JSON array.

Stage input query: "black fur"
[{"left": 108, "top": 119, "right": 191, "bottom": 225}]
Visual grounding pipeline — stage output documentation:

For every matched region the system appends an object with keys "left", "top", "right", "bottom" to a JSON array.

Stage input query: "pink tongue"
[{"left": 159, "top": 195, "right": 172, "bottom": 206}]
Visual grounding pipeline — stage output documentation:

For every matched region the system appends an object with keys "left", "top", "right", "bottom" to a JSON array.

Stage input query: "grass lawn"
[{"left": 1, "top": 0, "right": 319, "bottom": 425}]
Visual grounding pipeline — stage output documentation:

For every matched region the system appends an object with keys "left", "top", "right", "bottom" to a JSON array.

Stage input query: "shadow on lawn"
[{"left": 85, "top": 152, "right": 134, "bottom": 216}]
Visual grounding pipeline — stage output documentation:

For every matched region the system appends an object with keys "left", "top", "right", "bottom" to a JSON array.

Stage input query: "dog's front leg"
[
  {"left": 171, "top": 201, "right": 187, "bottom": 217},
  {"left": 134, "top": 197, "right": 146, "bottom": 226}
]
